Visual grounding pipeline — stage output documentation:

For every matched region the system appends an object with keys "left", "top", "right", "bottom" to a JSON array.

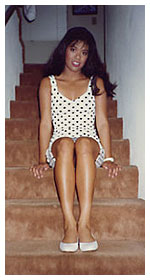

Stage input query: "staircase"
[{"left": 5, "top": 64, "right": 145, "bottom": 275}]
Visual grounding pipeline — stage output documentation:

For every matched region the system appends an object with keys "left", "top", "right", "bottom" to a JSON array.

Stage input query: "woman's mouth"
[{"left": 72, "top": 61, "right": 80, "bottom": 67}]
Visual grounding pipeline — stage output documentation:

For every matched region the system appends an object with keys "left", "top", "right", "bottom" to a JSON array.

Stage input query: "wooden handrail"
[
  {"left": 16, "top": 7, "right": 25, "bottom": 64},
  {"left": 5, "top": 5, "right": 23, "bottom": 25}
]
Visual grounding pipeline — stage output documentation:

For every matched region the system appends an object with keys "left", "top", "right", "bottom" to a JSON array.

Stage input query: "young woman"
[{"left": 30, "top": 27, "right": 121, "bottom": 252}]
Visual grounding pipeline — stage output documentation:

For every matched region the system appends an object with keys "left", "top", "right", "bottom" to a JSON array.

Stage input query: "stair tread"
[
  {"left": 6, "top": 239, "right": 144, "bottom": 257},
  {"left": 5, "top": 116, "right": 121, "bottom": 122},
  {"left": 6, "top": 197, "right": 144, "bottom": 242},
  {"left": 11, "top": 99, "right": 116, "bottom": 104},
  {"left": 5, "top": 138, "right": 127, "bottom": 143},
  {"left": 5, "top": 164, "right": 136, "bottom": 170},
  {"left": 6, "top": 197, "right": 145, "bottom": 207},
  {"left": 5, "top": 240, "right": 145, "bottom": 275},
  {"left": 5, "top": 118, "right": 39, "bottom": 122},
  {"left": 16, "top": 85, "right": 38, "bottom": 88},
  {"left": 6, "top": 240, "right": 145, "bottom": 275},
  {"left": 5, "top": 165, "right": 138, "bottom": 199}
]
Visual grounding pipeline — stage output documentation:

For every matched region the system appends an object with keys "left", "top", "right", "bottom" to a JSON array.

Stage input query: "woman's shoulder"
[
  {"left": 94, "top": 76, "right": 106, "bottom": 97},
  {"left": 95, "top": 76, "right": 105, "bottom": 89},
  {"left": 40, "top": 76, "right": 51, "bottom": 89},
  {"left": 39, "top": 77, "right": 52, "bottom": 99}
]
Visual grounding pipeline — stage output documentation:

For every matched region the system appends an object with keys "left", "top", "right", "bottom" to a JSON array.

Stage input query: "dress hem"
[{"left": 46, "top": 135, "right": 105, "bottom": 168}]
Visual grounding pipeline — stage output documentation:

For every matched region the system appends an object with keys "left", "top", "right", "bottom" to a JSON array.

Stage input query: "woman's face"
[{"left": 65, "top": 40, "right": 89, "bottom": 73}]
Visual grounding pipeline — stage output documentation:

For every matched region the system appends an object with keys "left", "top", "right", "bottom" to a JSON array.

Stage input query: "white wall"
[
  {"left": 5, "top": 9, "right": 23, "bottom": 118},
  {"left": 67, "top": 5, "right": 104, "bottom": 62},
  {"left": 105, "top": 5, "right": 145, "bottom": 199},
  {"left": 22, "top": 5, "right": 67, "bottom": 63}
]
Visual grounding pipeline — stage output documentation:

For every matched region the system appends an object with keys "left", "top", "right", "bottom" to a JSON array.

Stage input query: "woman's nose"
[{"left": 75, "top": 52, "right": 81, "bottom": 59}]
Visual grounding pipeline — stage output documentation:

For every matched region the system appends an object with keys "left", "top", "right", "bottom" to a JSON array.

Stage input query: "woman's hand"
[
  {"left": 30, "top": 163, "right": 49, "bottom": 179},
  {"left": 102, "top": 161, "right": 121, "bottom": 178}
]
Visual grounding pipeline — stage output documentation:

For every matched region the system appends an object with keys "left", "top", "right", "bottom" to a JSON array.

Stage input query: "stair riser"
[
  {"left": 20, "top": 73, "right": 43, "bottom": 86},
  {"left": 5, "top": 167, "right": 138, "bottom": 199},
  {"left": 10, "top": 100, "right": 117, "bottom": 118},
  {"left": 5, "top": 118, "right": 122, "bottom": 141},
  {"left": 5, "top": 140, "right": 129, "bottom": 167},
  {"left": 5, "top": 253, "right": 145, "bottom": 275},
  {"left": 5, "top": 201, "right": 145, "bottom": 241},
  {"left": 5, "top": 141, "right": 38, "bottom": 167},
  {"left": 10, "top": 102, "right": 40, "bottom": 119},
  {"left": 16, "top": 86, "right": 39, "bottom": 101},
  {"left": 5, "top": 120, "right": 39, "bottom": 141},
  {"left": 109, "top": 118, "right": 123, "bottom": 139},
  {"left": 24, "top": 64, "right": 45, "bottom": 73}
]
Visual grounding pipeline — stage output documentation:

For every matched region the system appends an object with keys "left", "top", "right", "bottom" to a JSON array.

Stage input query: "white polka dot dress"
[{"left": 46, "top": 75, "right": 105, "bottom": 168}]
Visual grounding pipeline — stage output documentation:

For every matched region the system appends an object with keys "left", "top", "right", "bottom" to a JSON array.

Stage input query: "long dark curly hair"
[{"left": 44, "top": 27, "right": 117, "bottom": 97}]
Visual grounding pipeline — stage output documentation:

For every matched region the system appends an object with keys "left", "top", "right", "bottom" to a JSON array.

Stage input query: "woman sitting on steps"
[{"left": 30, "top": 27, "right": 121, "bottom": 252}]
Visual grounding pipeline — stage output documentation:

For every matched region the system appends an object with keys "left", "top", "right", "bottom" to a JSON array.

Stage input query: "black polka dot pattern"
[{"left": 46, "top": 75, "right": 105, "bottom": 168}]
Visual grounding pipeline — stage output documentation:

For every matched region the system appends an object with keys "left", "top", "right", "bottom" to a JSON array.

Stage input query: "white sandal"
[
  {"left": 79, "top": 240, "right": 98, "bottom": 252},
  {"left": 59, "top": 240, "right": 79, "bottom": 252}
]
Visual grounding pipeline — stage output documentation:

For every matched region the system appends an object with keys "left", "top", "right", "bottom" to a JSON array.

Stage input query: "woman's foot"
[
  {"left": 60, "top": 223, "right": 78, "bottom": 252},
  {"left": 78, "top": 223, "right": 98, "bottom": 252}
]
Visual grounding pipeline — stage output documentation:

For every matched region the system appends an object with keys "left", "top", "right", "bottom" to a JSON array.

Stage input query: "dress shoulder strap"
[
  {"left": 48, "top": 75, "right": 58, "bottom": 94},
  {"left": 48, "top": 75, "right": 55, "bottom": 86},
  {"left": 88, "top": 76, "right": 93, "bottom": 89}
]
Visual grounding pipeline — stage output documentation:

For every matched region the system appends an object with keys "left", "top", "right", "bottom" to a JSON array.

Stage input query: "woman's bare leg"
[
  {"left": 52, "top": 137, "right": 77, "bottom": 243},
  {"left": 75, "top": 137, "right": 99, "bottom": 242}
]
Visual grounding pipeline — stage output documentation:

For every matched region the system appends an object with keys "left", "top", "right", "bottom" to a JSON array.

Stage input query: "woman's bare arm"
[
  {"left": 95, "top": 77, "right": 121, "bottom": 177},
  {"left": 95, "top": 78, "right": 112, "bottom": 158},
  {"left": 39, "top": 77, "right": 53, "bottom": 163},
  {"left": 30, "top": 77, "right": 53, "bottom": 178}
]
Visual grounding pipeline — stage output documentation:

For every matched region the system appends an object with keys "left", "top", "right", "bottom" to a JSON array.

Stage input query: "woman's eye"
[
  {"left": 82, "top": 51, "right": 88, "bottom": 56},
  {"left": 70, "top": 47, "right": 75, "bottom": 52}
]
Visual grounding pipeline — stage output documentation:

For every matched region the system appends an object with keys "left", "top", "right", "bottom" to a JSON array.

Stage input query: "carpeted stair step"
[
  {"left": 5, "top": 239, "right": 145, "bottom": 275},
  {"left": 5, "top": 119, "right": 39, "bottom": 141},
  {"left": 10, "top": 99, "right": 117, "bottom": 119},
  {"left": 5, "top": 117, "right": 122, "bottom": 141},
  {"left": 5, "top": 139, "right": 130, "bottom": 167},
  {"left": 10, "top": 101, "right": 40, "bottom": 119},
  {"left": 5, "top": 140, "right": 38, "bottom": 167},
  {"left": 24, "top": 63, "right": 45, "bottom": 73},
  {"left": 5, "top": 198, "right": 145, "bottom": 242},
  {"left": 5, "top": 166, "right": 138, "bottom": 199},
  {"left": 16, "top": 86, "right": 39, "bottom": 101},
  {"left": 20, "top": 73, "right": 43, "bottom": 86}
]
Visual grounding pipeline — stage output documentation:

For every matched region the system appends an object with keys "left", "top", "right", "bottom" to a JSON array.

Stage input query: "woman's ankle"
[
  {"left": 63, "top": 223, "right": 78, "bottom": 243},
  {"left": 78, "top": 219, "right": 91, "bottom": 230},
  {"left": 77, "top": 222, "right": 95, "bottom": 242},
  {"left": 64, "top": 218, "right": 77, "bottom": 231}
]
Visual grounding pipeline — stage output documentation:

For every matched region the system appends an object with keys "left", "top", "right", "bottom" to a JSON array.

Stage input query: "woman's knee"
[
  {"left": 75, "top": 137, "right": 93, "bottom": 156},
  {"left": 52, "top": 137, "right": 75, "bottom": 158}
]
